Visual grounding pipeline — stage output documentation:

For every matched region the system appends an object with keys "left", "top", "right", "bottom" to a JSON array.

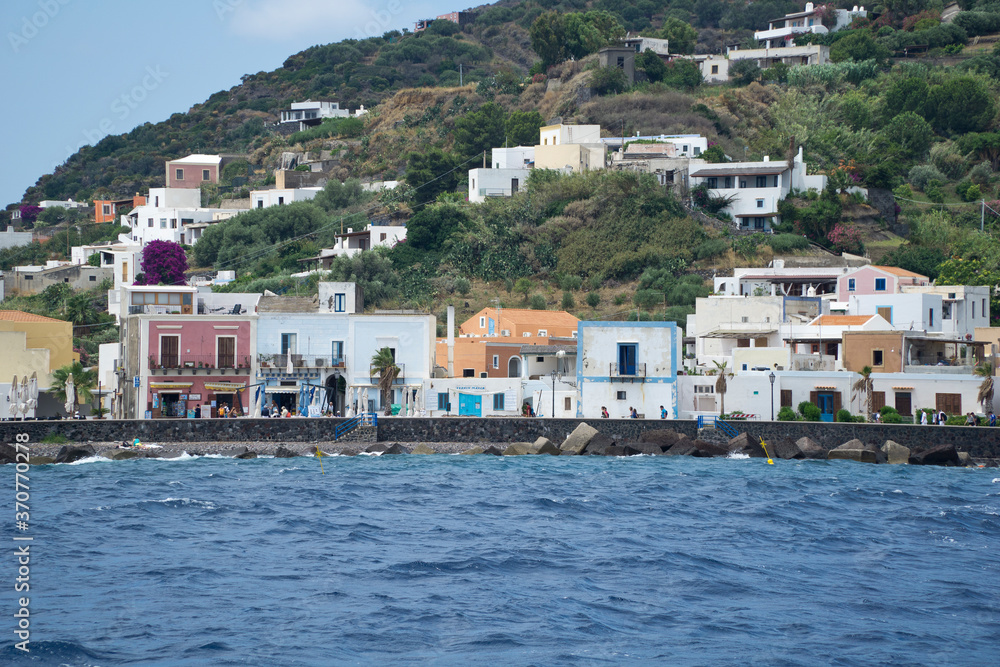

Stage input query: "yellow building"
[{"left": 0, "top": 311, "right": 78, "bottom": 384}]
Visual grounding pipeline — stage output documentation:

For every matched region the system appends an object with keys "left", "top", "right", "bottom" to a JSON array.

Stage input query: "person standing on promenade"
[
  {"left": 660, "top": 405, "right": 667, "bottom": 419},
  {"left": 938, "top": 409, "right": 946, "bottom": 425},
  {"left": 990, "top": 412, "right": 997, "bottom": 426},
  {"left": 601, "top": 406, "right": 609, "bottom": 418},
  {"left": 921, "top": 411, "right": 928, "bottom": 425}
]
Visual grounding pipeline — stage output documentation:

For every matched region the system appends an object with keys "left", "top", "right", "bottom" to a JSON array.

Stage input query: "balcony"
[
  {"left": 259, "top": 354, "right": 345, "bottom": 369},
  {"left": 610, "top": 362, "right": 646, "bottom": 382},
  {"left": 149, "top": 354, "right": 252, "bottom": 375},
  {"left": 368, "top": 362, "right": 406, "bottom": 385}
]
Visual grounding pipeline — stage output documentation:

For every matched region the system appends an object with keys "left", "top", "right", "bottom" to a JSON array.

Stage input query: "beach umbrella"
[
  {"left": 362, "top": 387, "right": 369, "bottom": 414},
  {"left": 347, "top": 386, "right": 355, "bottom": 417},
  {"left": 406, "top": 387, "right": 413, "bottom": 416},
  {"left": 7, "top": 376, "right": 18, "bottom": 420},
  {"left": 64, "top": 373, "right": 76, "bottom": 416},
  {"left": 286, "top": 352, "right": 294, "bottom": 376},
  {"left": 18, "top": 376, "right": 29, "bottom": 420},
  {"left": 251, "top": 386, "right": 262, "bottom": 419},
  {"left": 26, "top": 372, "right": 38, "bottom": 418}
]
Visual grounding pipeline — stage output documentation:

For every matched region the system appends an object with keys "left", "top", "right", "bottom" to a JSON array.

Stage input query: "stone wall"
[{"left": 1, "top": 418, "right": 998, "bottom": 457}]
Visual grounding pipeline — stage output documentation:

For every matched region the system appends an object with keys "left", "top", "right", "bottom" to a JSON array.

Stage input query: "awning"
[
  {"left": 150, "top": 382, "right": 194, "bottom": 390},
  {"left": 205, "top": 382, "right": 247, "bottom": 392},
  {"left": 892, "top": 386, "right": 914, "bottom": 390},
  {"left": 734, "top": 212, "right": 778, "bottom": 218},
  {"left": 702, "top": 329, "right": 776, "bottom": 339},
  {"left": 814, "top": 385, "right": 837, "bottom": 389},
  {"left": 265, "top": 385, "right": 300, "bottom": 393}
]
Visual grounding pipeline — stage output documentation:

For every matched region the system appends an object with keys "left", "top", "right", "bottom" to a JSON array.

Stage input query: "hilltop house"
[{"left": 165, "top": 155, "right": 222, "bottom": 189}]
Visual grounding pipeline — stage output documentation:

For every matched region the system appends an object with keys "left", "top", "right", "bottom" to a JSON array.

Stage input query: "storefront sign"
[{"left": 189, "top": 393, "right": 201, "bottom": 401}]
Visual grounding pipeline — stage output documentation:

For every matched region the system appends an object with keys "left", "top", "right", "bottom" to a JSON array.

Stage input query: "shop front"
[{"left": 147, "top": 379, "right": 248, "bottom": 418}]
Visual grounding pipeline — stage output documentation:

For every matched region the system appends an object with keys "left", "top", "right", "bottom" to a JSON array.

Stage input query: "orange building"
[
  {"left": 435, "top": 308, "right": 580, "bottom": 378},
  {"left": 94, "top": 194, "right": 146, "bottom": 224}
]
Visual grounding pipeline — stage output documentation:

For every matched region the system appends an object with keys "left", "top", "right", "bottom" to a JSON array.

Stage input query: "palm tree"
[
  {"left": 370, "top": 347, "right": 400, "bottom": 416},
  {"left": 974, "top": 362, "right": 994, "bottom": 415},
  {"left": 50, "top": 361, "right": 97, "bottom": 410},
  {"left": 713, "top": 360, "right": 734, "bottom": 416},
  {"left": 852, "top": 365, "right": 874, "bottom": 422}
]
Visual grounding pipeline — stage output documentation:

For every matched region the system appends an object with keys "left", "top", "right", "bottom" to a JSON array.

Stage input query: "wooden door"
[{"left": 160, "top": 336, "right": 179, "bottom": 368}]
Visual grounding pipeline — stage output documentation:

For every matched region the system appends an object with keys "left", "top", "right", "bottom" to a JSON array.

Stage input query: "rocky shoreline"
[{"left": 2, "top": 422, "right": 995, "bottom": 467}]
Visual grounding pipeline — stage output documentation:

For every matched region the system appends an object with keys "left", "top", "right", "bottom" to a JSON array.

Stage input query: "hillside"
[{"left": 6, "top": 0, "right": 1000, "bottom": 327}]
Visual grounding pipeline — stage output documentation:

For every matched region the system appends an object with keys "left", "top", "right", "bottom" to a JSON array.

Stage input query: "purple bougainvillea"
[
  {"left": 136, "top": 240, "right": 188, "bottom": 286},
  {"left": 18, "top": 205, "right": 42, "bottom": 225}
]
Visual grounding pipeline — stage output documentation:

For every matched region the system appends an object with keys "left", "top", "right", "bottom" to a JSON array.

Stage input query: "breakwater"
[{"left": 1, "top": 417, "right": 999, "bottom": 458}]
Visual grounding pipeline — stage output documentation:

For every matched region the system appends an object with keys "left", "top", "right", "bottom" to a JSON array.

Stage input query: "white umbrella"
[
  {"left": 361, "top": 387, "right": 369, "bottom": 414},
  {"left": 286, "top": 352, "right": 294, "bottom": 375},
  {"left": 251, "top": 386, "right": 262, "bottom": 419},
  {"left": 17, "top": 377, "right": 29, "bottom": 420},
  {"left": 406, "top": 387, "right": 413, "bottom": 416},
  {"left": 26, "top": 372, "right": 38, "bottom": 419},
  {"left": 64, "top": 373, "right": 76, "bottom": 416},
  {"left": 7, "top": 375, "right": 18, "bottom": 420}
]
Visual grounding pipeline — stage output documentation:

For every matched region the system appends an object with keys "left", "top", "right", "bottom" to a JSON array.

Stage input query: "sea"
[{"left": 3, "top": 453, "right": 999, "bottom": 666}]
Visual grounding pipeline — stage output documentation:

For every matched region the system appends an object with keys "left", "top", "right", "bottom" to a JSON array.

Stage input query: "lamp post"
[
  {"left": 769, "top": 371, "right": 776, "bottom": 421},
  {"left": 551, "top": 350, "right": 566, "bottom": 419}
]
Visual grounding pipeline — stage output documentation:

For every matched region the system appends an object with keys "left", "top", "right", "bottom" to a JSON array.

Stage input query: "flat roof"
[
  {"left": 701, "top": 328, "right": 776, "bottom": 339},
  {"left": 690, "top": 163, "right": 788, "bottom": 177},
  {"left": 169, "top": 154, "right": 222, "bottom": 165}
]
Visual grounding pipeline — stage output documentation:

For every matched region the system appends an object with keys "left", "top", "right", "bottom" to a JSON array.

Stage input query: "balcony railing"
[
  {"left": 260, "top": 354, "right": 346, "bottom": 369},
  {"left": 368, "top": 362, "right": 406, "bottom": 384},
  {"left": 149, "top": 354, "right": 252, "bottom": 374},
  {"left": 610, "top": 362, "right": 646, "bottom": 382}
]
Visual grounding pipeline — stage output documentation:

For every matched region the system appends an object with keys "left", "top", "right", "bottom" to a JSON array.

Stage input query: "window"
[
  {"left": 278, "top": 197, "right": 284, "bottom": 205},
  {"left": 334, "top": 293, "right": 346, "bottom": 312},
  {"left": 983, "top": 298, "right": 987, "bottom": 317},
  {"left": 711, "top": 65, "right": 719, "bottom": 74},
  {"left": 537, "top": 329, "right": 547, "bottom": 337},
  {"left": 811, "top": 344, "right": 819, "bottom": 353},
  {"left": 536, "top": 356, "right": 544, "bottom": 362},
  {"left": 618, "top": 343, "right": 637, "bottom": 375},
  {"left": 741, "top": 316, "right": 749, "bottom": 323},
  {"left": 877, "top": 306, "right": 892, "bottom": 324},
  {"left": 331, "top": 341, "right": 344, "bottom": 364},
  {"left": 872, "top": 349, "right": 884, "bottom": 366},
  {"left": 147, "top": 218, "right": 153, "bottom": 228},
  {"left": 24, "top": 275, "right": 32, "bottom": 280},
  {"left": 936, "top": 393, "right": 961, "bottom": 415},
  {"left": 170, "top": 219, "right": 177, "bottom": 229},
  {"left": 202, "top": 169, "right": 210, "bottom": 181},
  {"left": 257, "top": 200, "right": 264, "bottom": 209},
  {"left": 493, "top": 393, "right": 505, "bottom": 410},
  {"left": 160, "top": 335, "right": 179, "bottom": 368},
  {"left": 848, "top": 278, "right": 856, "bottom": 292},
  {"left": 756, "top": 176, "right": 767, "bottom": 188},
  {"left": 479, "top": 316, "right": 486, "bottom": 328},
  {"left": 463, "top": 368, "right": 475, "bottom": 377},
  {"left": 973, "top": 301, "right": 976, "bottom": 319},
  {"left": 929, "top": 308, "right": 934, "bottom": 326},
  {"left": 102, "top": 204, "right": 111, "bottom": 215},
  {"left": 874, "top": 278, "right": 886, "bottom": 291},
  {"left": 756, "top": 199, "right": 764, "bottom": 208},
  {"left": 616, "top": 390, "right": 627, "bottom": 400},
  {"left": 565, "top": 397, "right": 572, "bottom": 410},
  {"left": 707, "top": 177, "right": 718, "bottom": 189},
  {"left": 122, "top": 261, "right": 128, "bottom": 283},
  {"left": 943, "top": 303, "right": 952, "bottom": 319},
  {"left": 438, "top": 392, "right": 449, "bottom": 410},
  {"left": 694, "top": 385, "right": 715, "bottom": 394},
  {"left": 89, "top": 275, "right": 96, "bottom": 281},
  {"left": 380, "top": 233, "right": 387, "bottom": 242},
  {"left": 511, "top": 178, "right": 519, "bottom": 193},
  {"left": 175, "top": 168, "right": 184, "bottom": 181},
  {"left": 217, "top": 337, "right": 236, "bottom": 368},
  {"left": 724, "top": 176, "right": 732, "bottom": 188},
  {"left": 754, "top": 217, "right": 766, "bottom": 228},
  {"left": 780, "top": 389, "right": 792, "bottom": 407},
  {"left": 160, "top": 218, "right": 167, "bottom": 229},
  {"left": 740, "top": 179, "right": 747, "bottom": 188},
  {"left": 154, "top": 196, "right": 159, "bottom": 206},
  {"left": 694, "top": 146, "right": 702, "bottom": 155},
  {"left": 480, "top": 372, "right": 488, "bottom": 378},
  {"left": 280, "top": 333, "right": 297, "bottom": 355},
  {"left": 616, "top": 56, "right": 625, "bottom": 68}
]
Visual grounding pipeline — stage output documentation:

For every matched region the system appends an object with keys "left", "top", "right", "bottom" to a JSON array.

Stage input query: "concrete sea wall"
[{"left": 0, "top": 418, "right": 998, "bottom": 458}]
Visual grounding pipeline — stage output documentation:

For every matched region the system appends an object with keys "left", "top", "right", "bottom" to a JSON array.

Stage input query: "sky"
[{"left": 0, "top": 0, "right": 465, "bottom": 208}]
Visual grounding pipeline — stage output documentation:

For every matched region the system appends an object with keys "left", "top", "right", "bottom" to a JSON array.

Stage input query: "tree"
[
  {"left": 514, "top": 277, "right": 532, "bottom": 302},
  {"left": 924, "top": 77, "right": 996, "bottom": 135},
  {"left": 662, "top": 59, "right": 703, "bottom": 90},
  {"left": 405, "top": 149, "right": 459, "bottom": 208},
  {"left": 313, "top": 178, "right": 369, "bottom": 212},
  {"left": 713, "top": 360, "right": 733, "bottom": 416},
  {"left": 370, "top": 347, "right": 400, "bottom": 416},
  {"left": 975, "top": 362, "right": 995, "bottom": 415},
  {"left": 138, "top": 240, "right": 188, "bottom": 286},
  {"left": 659, "top": 17, "right": 698, "bottom": 54},
  {"left": 453, "top": 103, "right": 507, "bottom": 163},
  {"left": 852, "top": 365, "right": 874, "bottom": 422},
  {"left": 406, "top": 203, "right": 470, "bottom": 251},
  {"left": 51, "top": 361, "right": 97, "bottom": 410},
  {"left": 590, "top": 66, "right": 629, "bottom": 95},
  {"left": 881, "top": 76, "right": 929, "bottom": 121},
  {"left": 506, "top": 110, "right": 544, "bottom": 147},
  {"left": 64, "top": 293, "right": 101, "bottom": 329},
  {"left": 730, "top": 60, "right": 761, "bottom": 85},
  {"left": 529, "top": 10, "right": 624, "bottom": 67},
  {"left": 636, "top": 49, "right": 668, "bottom": 83},
  {"left": 878, "top": 244, "right": 946, "bottom": 280},
  {"left": 529, "top": 11, "right": 565, "bottom": 68}
]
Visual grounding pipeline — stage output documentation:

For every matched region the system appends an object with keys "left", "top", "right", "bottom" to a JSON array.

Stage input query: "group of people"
[{"left": 917, "top": 409, "right": 997, "bottom": 426}]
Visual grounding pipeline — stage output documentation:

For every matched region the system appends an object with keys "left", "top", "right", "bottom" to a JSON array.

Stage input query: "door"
[
  {"left": 817, "top": 392, "right": 835, "bottom": 422},
  {"left": 217, "top": 337, "right": 235, "bottom": 368},
  {"left": 160, "top": 335, "right": 179, "bottom": 368},
  {"left": 618, "top": 344, "right": 637, "bottom": 376},
  {"left": 458, "top": 393, "right": 481, "bottom": 417},
  {"left": 895, "top": 392, "right": 912, "bottom": 416}
]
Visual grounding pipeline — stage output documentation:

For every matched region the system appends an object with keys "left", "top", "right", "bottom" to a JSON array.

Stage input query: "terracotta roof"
[
  {"left": 872, "top": 265, "right": 928, "bottom": 279},
  {"left": 810, "top": 315, "right": 874, "bottom": 326},
  {"left": 0, "top": 310, "right": 69, "bottom": 324},
  {"left": 463, "top": 308, "right": 580, "bottom": 328}
]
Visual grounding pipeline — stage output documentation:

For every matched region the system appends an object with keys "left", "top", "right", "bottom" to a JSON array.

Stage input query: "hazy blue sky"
[{"left": 0, "top": 0, "right": 464, "bottom": 207}]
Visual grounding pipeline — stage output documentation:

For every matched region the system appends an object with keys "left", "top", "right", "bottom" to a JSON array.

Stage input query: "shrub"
[
  {"left": 798, "top": 401, "right": 822, "bottom": 421},
  {"left": 767, "top": 234, "right": 810, "bottom": 253},
  {"left": 560, "top": 275, "right": 583, "bottom": 291},
  {"left": 777, "top": 406, "right": 799, "bottom": 421},
  {"left": 836, "top": 409, "right": 854, "bottom": 422},
  {"left": 529, "top": 294, "right": 547, "bottom": 310},
  {"left": 454, "top": 277, "right": 471, "bottom": 296},
  {"left": 908, "top": 164, "right": 947, "bottom": 191},
  {"left": 883, "top": 413, "right": 904, "bottom": 423},
  {"left": 969, "top": 161, "right": 993, "bottom": 186},
  {"left": 561, "top": 291, "right": 575, "bottom": 309},
  {"left": 586, "top": 292, "right": 601, "bottom": 307},
  {"left": 614, "top": 294, "right": 627, "bottom": 306},
  {"left": 590, "top": 66, "right": 629, "bottom": 95},
  {"left": 694, "top": 238, "right": 729, "bottom": 259},
  {"left": 633, "top": 288, "right": 663, "bottom": 309}
]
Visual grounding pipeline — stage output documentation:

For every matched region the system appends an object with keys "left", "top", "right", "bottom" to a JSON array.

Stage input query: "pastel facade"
[
  {"left": 468, "top": 168, "right": 530, "bottom": 203},
  {"left": 250, "top": 187, "right": 322, "bottom": 209},
  {"left": 95, "top": 194, "right": 146, "bottom": 224},
  {"left": 166, "top": 155, "right": 222, "bottom": 189},
  {"left": 837, "top": 265, "right": 930, "bottom": 301}
]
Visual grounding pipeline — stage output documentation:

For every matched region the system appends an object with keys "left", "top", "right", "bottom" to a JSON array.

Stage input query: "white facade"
[
  {"left": 325, "top": 224, "right": 407, "bottom": 259},
  {"left": 727, "top": 44, "right": 830, "bottom": 68},
  {"left": 420, "top": 377, "right": 525, "bottom": 417},
  {"left": 147, "top": 188, "right": 201, "bottom": 209},
  {"left": 539, "top": 124, "right": 601, "bottom": 146},
  {"left": 622, "top": 35, "right": 670, "bottom": 56},
  {"left": 39, "top": 199, "right": 87, "bottom": 209},
  {"left": 280, "top": 100, "right": 356, "bottom": 124},
  {"left": 848, "top": 293, "right": 943, "bottom": 333},
  {"left": 318, "top": 282, "right": 364, "bottom": 314},
  {"left": 123, "top": 205, "right": 241, "bottom": 246},
  {"left": 0, "top": 226, "right": 33, "bottom": 251},
  {"left": 577, "top": 321, "right": 681, "bottom": 419},
  {"left": 97, "top": 342, "right": 119, "bottom": 416},
  {"left": 250, "top": 187, "right": 322, "bottom": 209},
  {"left": 347, "top": 313, "right": 436, "bottom": 412},
  {"left": 492, "top": 146, "right": 535, "bottom": 169},
  {"left": 753, "top": 4, "right": 866, "bottom": 48},
  {"left": 901, "top": 285, "right": 991, "bottom": 339},
  {"left": 468, "top": 168, "right": 531, "bottom": 203}
]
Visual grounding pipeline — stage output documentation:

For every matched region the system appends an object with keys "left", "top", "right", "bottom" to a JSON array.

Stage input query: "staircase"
[
  {"left": 696, "top": 415, "right": 739, "bottom": 445},
  {"left": 335, "top": 412, "right": 378, "bottom": 442}
]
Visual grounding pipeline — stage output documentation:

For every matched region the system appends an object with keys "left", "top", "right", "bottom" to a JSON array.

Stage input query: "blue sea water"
[{"left": 3, "top": 454, "right": 1000, "bottom": 666}]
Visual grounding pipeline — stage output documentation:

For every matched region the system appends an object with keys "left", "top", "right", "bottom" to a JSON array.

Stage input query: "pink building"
[
  {"left": 119, "top": 286, "right": 260, "bottom": 419},
  {"left": 165, "top": 154, "right": 222, "bottom": 189},
  {"left": 837, "top": 265, "right": 930, "bottom": 302}
]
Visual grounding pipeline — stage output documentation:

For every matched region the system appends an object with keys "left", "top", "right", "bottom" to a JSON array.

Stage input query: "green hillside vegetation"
[{"left": 7, "top": 0, "right": 1000, "bottom": 328}]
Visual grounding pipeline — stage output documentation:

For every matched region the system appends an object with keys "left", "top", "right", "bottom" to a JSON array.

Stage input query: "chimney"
[
  {"left": 447, "top": 305, "right": 455, "bottom": 378},
  {"left": 763, "top": 155, "right": 770, "bottom": 162},
  {"left": 805, "top": 2, "right": 814, "bottom": 12}
]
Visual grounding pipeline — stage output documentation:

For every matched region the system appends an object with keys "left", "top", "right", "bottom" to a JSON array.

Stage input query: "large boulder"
[
  {"left": 383, "top": 443, "right": 411, "bottom": 455},
  {"left": 664, "top": 441, "right": 699, "bottom": 456},
  {"left": 0, "top": 443, "right": 17, "bottom": 464},
  {"left": 482, "top": 445, "right": 503, "bottom": 456},
  {"left": 533, "top": 437, "right": 554, "bottom": 450},
  {"left": 691, "top": 440, "right": 729, "bottom": 457},
  {"left": 411, "top": 444, "right": 437, "bottom": 455},
  {"left": 55, "top": 444, "right": 96, "bottom": 464},
  {"left": 460, "top": 446, "right": 485, "bottom": 455},
  {"left": 536, "top": 441, "right": 561, "bottom": 455},
  {"left": 605, "top": 445, "right": 642, "bottom": 456},
  {"left": 910, "top": 443, "right": 959, "bottom": 466},
  {"left": 957, "top": 451, "right": 973, "bottom": 467},
  {"left": 338, "top": 449, "right": 359, "bottom": 457},
  {"left": 630, "top": 442, "right": 664, "bottom": 456},
  {"left": 582, "top": 433, "right": 615, "bottom": 456},
  {"left": 638, "top": 429, "right": 684, "bottom": 449},
  {"left": 881, "top": 440, "right": 910, "bottom": 465},
  {"left": 502, "top": 443, "right": 533, "bottom": 456},
  {"left": 274, "top": 445, "right": 299, "bottom": 458},
  {"left": 561, "top": 422, "right": 599, "bottom": 453},
  {"left": 727, "top": 432, "right": 751, "bottom": 452},
  {"left": 795, "top": 437, "right": 827, "bottom": 460},
  {"left": 365, "top": 444, "right": 390, "bottom": 454},
  {"left": 221, "top": 446, "right": 250, "bottom": 458},
  {"left": 828, "top": 439, "right": 877, "bottom": 464},
  {"left": 770, "top": 438, "right": 803, "bottom": 460},
  {"left": 235, "top": 450, "right": 258, "bottom": 459},
  {"left": 107, "top": 449, "right": 141, "bottom": 460}
]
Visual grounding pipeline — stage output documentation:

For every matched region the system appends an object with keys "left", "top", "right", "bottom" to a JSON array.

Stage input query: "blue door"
[
  {"left": 458, "top": 393, "right": 482, "bottom": 417},
  {"left": 618, "top": 344, "right": 637, "bottom": 375},
  {"left": 817, "top": 392, "right": 835, "bottom": 422}
]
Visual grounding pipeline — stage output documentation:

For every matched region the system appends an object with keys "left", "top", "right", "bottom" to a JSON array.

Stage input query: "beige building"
[{"left": 0, "top": 311, "right": 77, "bottom": 383}]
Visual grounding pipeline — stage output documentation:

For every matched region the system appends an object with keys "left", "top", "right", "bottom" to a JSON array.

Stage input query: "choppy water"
[{"left": 3, "top": 454, "right": 999, "bottom": 666}]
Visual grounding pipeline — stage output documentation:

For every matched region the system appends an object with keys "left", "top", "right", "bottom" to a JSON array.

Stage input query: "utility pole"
[
  {"left": 460, "top": 63, "right": 463, "bottom": 86},
  {"left": 982, "top": 198, "right": 986, "bottom": 233}
]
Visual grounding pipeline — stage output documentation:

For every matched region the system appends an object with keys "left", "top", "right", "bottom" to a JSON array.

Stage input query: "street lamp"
[
  {"left": 551, "top": 350, "right": 566, "bottom": 419},
  {"left": 769, "top": 370, "right": 776, "bottom": 421}
]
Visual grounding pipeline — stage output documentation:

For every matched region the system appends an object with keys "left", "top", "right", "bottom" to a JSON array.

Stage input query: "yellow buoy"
[{"left": 759, "top": 436, "right": 774, "bottom": 465}]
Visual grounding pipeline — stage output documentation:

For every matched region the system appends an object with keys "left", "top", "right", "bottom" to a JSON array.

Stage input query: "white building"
[
  {"left": 468, "top": 168, "right": 531, "bottom": 203},
  {"left": 249, "top": 187, "right": 322, "bottom": 209},
  {"left": 0, "top": 226, "right": 33, "bottom": 251},
  {"left": 122, "top": 188, "right": 243, "bottom": 247},
  {"left": 304, "top": 224, "right": 408, "bottom": 265},
  {"left": 346, "top": 312, "right": 436, "bottom": 414},
  {"left": 492, "top": 146, "right": 535, "bottom": 169},
  {"left": 753, "top": 3, "right": 866, "bottom": 49},
  {"left": 576, "top": 321, "right": 681, "bottom": 419},
  {"left": 901, "top": 285, "right": 991, "bottom": 340},
  {"left": 421, "top": 377, "right": 526, "bottom": 417},
  {"left": 38, "top": 199, "right": 87, "bottom": 210},
  {"left": 279, "top": 100, "right": 356, "bottom": 124},
  {"left": 689, "top": 146, "right": 826, "bottom": 232}
]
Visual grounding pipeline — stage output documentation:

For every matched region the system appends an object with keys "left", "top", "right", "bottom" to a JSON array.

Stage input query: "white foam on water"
[
  {"left": 154, "top": 497, "right": 217, "bottom": 509},
  {"left": 892, "top": 489, "right": 903, "bottom": 493},
  {"left": 64, "top": 456, "right": 109, "bottom": 465},
  {"left": 727, "top": 452, "right": 750, "bottom": 460},
  {"left": 992, "top": 478, "right": 1000, "bottom": 484}
]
